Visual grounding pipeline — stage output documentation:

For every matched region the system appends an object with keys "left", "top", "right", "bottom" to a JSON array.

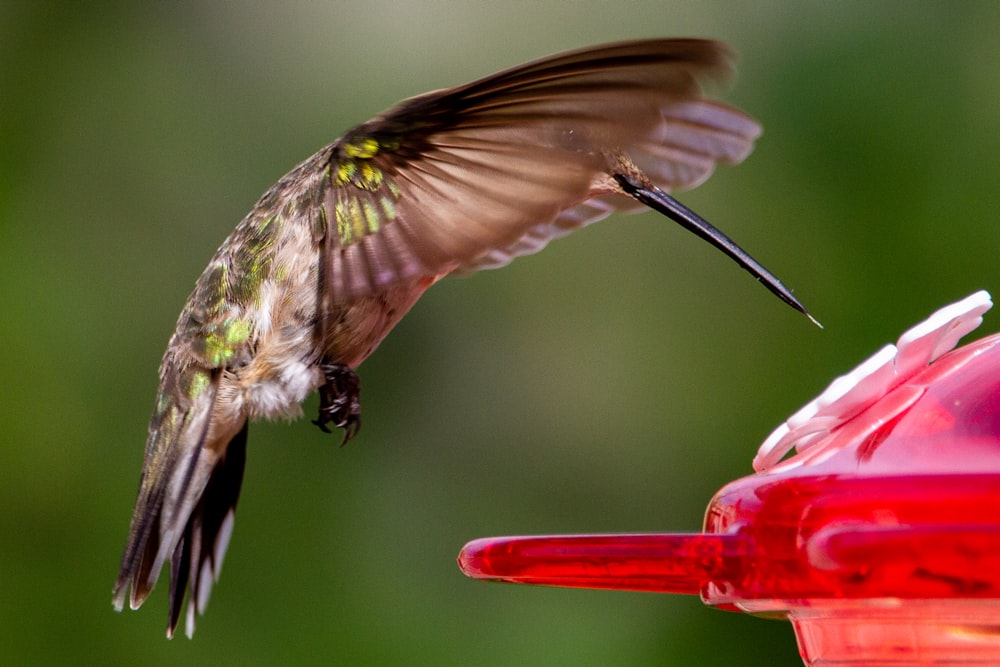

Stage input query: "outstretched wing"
[{"left": 311, "top": 39, "right": 761, "bottom": 302}]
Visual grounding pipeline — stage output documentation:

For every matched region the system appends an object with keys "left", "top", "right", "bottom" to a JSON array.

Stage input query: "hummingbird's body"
[{"left": 114, "top": 39, "right": 812, "bottom": 638}]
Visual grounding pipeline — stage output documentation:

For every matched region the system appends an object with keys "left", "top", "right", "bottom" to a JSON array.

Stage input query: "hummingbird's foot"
[{"left": 313, "top": 363, "right": 362, "bottom": 445}]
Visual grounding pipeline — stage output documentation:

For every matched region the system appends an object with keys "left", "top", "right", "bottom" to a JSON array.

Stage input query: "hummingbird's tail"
[{"left": 112, "top": 367, "right": 248, "bottom": 638}]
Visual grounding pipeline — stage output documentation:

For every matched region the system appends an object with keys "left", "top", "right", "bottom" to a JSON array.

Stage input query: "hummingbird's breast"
[
  {"left": 225, "top": 205, "right": 436, "bottom": 422},
  {"left": 234, "top": 274, "right": 433, "bottom": 422},
  {"left": 225, "top": 224, "right": 324, "bottom": 421},
  {"left": 181, "top": 150, "right": 442, "bottom": 424}
]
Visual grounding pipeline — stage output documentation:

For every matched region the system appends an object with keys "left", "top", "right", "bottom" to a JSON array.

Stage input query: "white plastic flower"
[{"left": 753, "top": 291, "right": 993, "bottom": 472}]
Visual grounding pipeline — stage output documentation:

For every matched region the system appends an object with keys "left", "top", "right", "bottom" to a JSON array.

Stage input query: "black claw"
[{"left": 313, "top": 363, "right": 362, "bottom": 445}]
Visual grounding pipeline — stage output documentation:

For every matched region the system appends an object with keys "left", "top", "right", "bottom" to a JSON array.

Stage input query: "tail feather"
[
  {"left": 169, "top": 421, "right": 247, "bottom": 638},
  {"left": 113, "top": 366, "right": 248, "bottom": 638}
]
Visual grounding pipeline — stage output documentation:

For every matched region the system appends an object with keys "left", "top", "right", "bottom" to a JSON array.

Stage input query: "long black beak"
[{"left": 614, "top": 173, "right": 820, "bottom": 327}]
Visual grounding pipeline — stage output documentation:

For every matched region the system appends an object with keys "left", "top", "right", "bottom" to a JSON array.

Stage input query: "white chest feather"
[{"left": 243, "top": 359, "right": 320, "bottom": 420}]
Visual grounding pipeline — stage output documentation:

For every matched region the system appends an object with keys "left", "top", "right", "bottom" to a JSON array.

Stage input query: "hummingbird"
[{"left": 112, "top": 38, "right": 814, "bottom": 638}]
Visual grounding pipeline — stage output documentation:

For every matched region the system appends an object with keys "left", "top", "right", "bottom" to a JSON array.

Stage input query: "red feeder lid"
[{"left": 459, "top": 291, "right": 1000, "bottom": 666}]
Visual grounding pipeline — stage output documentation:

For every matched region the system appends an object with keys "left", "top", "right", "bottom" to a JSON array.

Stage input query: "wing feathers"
[{"left": 321, "top": 40, "right": 760, "bottom": 296}]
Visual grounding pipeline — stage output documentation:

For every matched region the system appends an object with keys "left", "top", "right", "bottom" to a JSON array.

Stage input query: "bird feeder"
[{"left": 459, "top": 291, "right": 1000, "bottom": 666}]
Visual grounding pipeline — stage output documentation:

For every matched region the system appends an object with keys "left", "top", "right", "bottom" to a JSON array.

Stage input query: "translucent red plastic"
[
  {"left": 458, "top": 532, "right": 742, "bottom": 595},
  {"left": 459, "top": 312, "right": 1000, "bottom": 665}
]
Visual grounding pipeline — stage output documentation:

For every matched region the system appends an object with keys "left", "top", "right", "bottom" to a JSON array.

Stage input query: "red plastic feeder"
[{"left": 459, "top": 291, "right": 1000, "bottom": 666}]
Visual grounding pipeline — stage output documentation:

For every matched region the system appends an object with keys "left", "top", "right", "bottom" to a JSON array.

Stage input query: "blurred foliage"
[{"left": 2, "top": 1, "right": 999, "bottom": 665}]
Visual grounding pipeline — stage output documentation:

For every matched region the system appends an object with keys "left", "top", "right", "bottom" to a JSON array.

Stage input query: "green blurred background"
[{"left": 3, "top": 1, "right": 999, "bottom": 664}]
